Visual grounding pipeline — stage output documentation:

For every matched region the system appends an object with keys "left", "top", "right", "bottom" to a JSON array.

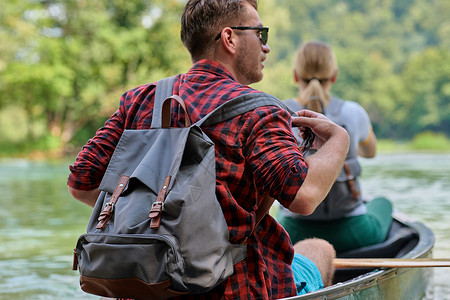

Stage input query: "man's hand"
[
  {"left": 292, "top": 109, "right": 342, "bottom": 149},
  {"left": 289, "top": 110, "right": 350, "bottom": 215}
]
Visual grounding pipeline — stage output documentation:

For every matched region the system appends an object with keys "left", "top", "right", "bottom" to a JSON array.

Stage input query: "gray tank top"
[{"left": 281, "top": 97, "right": 368, "bottom": 220}]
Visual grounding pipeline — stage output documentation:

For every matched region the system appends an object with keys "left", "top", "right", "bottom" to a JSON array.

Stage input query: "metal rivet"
[{"left": 119, "top": 183, "right": 124, "bottom": 187}]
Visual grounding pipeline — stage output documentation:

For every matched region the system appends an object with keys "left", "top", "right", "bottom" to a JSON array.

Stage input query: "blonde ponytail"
[
  {"left": 300, "top": 79, "right": 326, "bottom": 113},
  {"left": 294, "top": 41, "right": 337, "bottom": 113}
]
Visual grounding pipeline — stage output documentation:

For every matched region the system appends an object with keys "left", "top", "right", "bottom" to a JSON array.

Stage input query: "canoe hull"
[
  {"left": 282, "top": 213, "right": 435, "bottom": 300},
  {"left": 291, "top": 261, "right": 433, "bottom": 300}
]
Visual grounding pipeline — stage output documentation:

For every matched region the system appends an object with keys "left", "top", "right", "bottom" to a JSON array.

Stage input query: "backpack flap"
[
  {"left": 98, "top": 129, "right": 169, "bottom": 194},
  {"left": 159, "top": 125, "right": 242, "bottom": 292}
]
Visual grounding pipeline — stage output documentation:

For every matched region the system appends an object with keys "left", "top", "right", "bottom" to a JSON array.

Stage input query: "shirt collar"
[{"left": 189, "top": 59, "right": 236, "bottom": 81}]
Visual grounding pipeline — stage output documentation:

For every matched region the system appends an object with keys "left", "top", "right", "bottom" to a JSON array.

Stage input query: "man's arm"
[
  {"left": 68, "top": 187, "right": 100, "bottom": 207},
  {"left": 288, "top": 110, "right": 350, "bottom": 215}
]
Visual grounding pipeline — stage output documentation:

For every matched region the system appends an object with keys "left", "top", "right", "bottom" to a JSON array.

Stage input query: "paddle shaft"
[{"left": 334, "top": 258, "right": 450, "bottom": 269}]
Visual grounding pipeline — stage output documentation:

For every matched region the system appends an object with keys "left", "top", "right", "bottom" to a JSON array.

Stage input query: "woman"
[{"left": 278, "top": 41, "right": 393, "bottom": 253}]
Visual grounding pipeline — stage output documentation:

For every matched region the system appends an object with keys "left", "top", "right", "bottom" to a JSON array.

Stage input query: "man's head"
[
  {"left": 181, "top": 0, "right": 270, "bottom": 85},
  {"left": 181, "top": 0, "right": 258, "bottom": 61}
]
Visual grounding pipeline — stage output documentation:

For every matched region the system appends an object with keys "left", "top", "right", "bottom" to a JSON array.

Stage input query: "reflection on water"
[
  {"left": 0, "top": 159, "right": 97, "bottom": 299},
  {"left": 0, "top": 153, "right": 449, "bottom": 299},
  {"left": 360, "top": 153, "right": 450, "bottom": 300}
]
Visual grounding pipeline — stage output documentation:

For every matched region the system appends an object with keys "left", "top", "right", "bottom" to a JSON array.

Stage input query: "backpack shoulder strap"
[
  {"left": 194, "top": 92, "right": 294, "bottom": 240},
  {"left": 325, "top": 96, "right": 345, "bottom": 117},
  {"left": 151, "top": 76, "right": 177, "bottom": 128},
  {"left": 195, "top": 92, "right": 297, "bottom": 127}
]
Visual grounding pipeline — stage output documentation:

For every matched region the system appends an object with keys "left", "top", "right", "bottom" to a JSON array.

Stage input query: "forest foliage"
[{"left": 0, "top": 0, "right": 449, "bottom": 154}]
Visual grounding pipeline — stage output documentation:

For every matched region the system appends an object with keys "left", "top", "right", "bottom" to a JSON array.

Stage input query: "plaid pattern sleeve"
[
  {"left": 68, "top": 60, "right": 308, "bottom": 299},
  {"left": 67, "top": 83, "right": 157, "bottom": 190},
  {"left": 67, "top": 105, "right": 126, "bottom": 190}
]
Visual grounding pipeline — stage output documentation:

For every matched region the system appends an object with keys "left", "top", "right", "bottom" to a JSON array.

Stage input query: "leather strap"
[
  {"left": 255, "top": 195, "right": 275, "bottom": 228},
  {"left": 96, "top": 175, "right": 130, "bottom": 229},
  {"left": 73, "top": 249, "right": 78, "bottom": 270},
  {"left": 149, "top": 176, "right": 171, "bottom": 229},
  {"left": 242, "top": 194, "right": 275, "bottom": 245},
  {"left": 343, "top": 162, "right": 360, "bottom": 200},
  {"left": 161, "top": 95, "right": 191, "bottom": 128}
]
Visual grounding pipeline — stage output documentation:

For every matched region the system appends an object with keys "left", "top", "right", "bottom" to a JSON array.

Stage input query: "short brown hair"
[{"left": 181, "top": 0, "right": 258, "bottom": 62}]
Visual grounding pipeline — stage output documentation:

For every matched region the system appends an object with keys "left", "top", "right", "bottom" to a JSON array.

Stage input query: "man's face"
[{"left": 234, "top": 4, "right": 270, "bottom": 85}]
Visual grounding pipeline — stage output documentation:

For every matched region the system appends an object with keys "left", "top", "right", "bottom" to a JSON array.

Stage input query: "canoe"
[{"left": 282, "top": 212, "right": 435, "bottom": 300}]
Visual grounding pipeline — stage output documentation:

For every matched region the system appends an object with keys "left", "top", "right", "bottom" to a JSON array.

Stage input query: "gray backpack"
[{"left": 72, "top": 77, "right": 288, "bottom": 299}]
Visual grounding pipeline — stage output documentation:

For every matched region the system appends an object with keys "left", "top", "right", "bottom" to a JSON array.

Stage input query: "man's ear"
[{"left": 219, "top": 27, "right": 237, "bottom": 54}]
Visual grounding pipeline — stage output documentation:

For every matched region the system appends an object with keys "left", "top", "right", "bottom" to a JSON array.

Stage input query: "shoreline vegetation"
[
  {"left": 1, "top": 1, "right": 449, "bottom": 163},
  {"left": 377, "top": 131, "right": 450, "bottom": 153},
  {"left": 0, "top": 131, "right": 449, "bottom": 161}
]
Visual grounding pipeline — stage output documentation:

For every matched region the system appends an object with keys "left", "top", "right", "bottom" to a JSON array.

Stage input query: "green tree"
[
  {"left": 1, "top": 0, "right": 449, "bottom": 155},
  {"left": 257, "top": 0, "right": 450, "bottom": 139},
  {"left": 0, "top": 0, "right": 189, "bottom": 149},
  {"left": 400, "top": 47, "right": 450, "bottom": 137}
]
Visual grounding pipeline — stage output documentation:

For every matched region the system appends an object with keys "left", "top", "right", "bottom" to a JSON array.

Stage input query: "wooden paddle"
[{"left": 334, "top": 258, "right": 450, "bottom": 269}]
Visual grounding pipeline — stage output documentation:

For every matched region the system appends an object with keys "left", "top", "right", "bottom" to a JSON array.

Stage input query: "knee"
[
  {"left": 294, "top": 238, "right": 336, "bottom": 258},
  {"left": 294, "top": 238, "right": 336, "bottom": 287},
  {"left": 372, "top": 197, "right": 393, "bottom": 210}
]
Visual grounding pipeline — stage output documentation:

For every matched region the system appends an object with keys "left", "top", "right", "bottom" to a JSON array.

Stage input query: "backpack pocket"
[{"left": 75, "top": 233, "right": 188, "bottom": 299}]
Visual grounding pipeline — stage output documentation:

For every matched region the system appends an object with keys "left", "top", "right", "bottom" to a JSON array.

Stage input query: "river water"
[{"left": 0, "top": 153, "right": 449, "bottom": 299}]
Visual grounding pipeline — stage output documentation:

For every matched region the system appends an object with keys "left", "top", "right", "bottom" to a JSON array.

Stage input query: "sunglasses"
[{"left": 215, "top": 26, "right": 269, "bottom": 45}]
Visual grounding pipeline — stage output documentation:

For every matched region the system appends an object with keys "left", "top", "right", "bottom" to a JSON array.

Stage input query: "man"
[{"left": 68, "top": 0, "right": 349, "bottom": 298}]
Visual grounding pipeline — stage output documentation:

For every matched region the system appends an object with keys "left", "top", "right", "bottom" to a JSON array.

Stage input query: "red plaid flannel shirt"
[{"left": 68, "top": 60, "right": 308, "bottom": 299}]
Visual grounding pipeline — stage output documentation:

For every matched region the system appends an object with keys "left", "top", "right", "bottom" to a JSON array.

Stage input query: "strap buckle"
[
  {"left": 104, "top": 202, "right": 114, "bottom": 212},
  {"left": 152, "top": 201, "right": 164, "bottom": 209}
]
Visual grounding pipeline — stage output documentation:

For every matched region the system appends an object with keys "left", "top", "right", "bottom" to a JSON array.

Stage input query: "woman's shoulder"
[{"left": 332, "top": 97, "right": 367, "bottom": 115}]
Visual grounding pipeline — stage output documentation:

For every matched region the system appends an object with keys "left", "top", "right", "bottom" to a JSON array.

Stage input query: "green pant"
[{"left": 277, "top": 197, "right": 393, "bottom": 253}]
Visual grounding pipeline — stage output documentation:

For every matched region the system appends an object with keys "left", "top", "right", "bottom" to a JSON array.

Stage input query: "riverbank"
[
  {"left": 1, "top": 131, "right": 449, "bottom": 161},
  {"left": 377, "top": 131, "right": 450, "bottom": 153}
]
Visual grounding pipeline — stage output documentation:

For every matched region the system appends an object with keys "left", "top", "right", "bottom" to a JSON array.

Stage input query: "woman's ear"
[
  {"left": 330, "top": 69, "right": 338, "bottom": 83},
  {"left": 294, "top": 70, "right": 300, "bottom": 83}
]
